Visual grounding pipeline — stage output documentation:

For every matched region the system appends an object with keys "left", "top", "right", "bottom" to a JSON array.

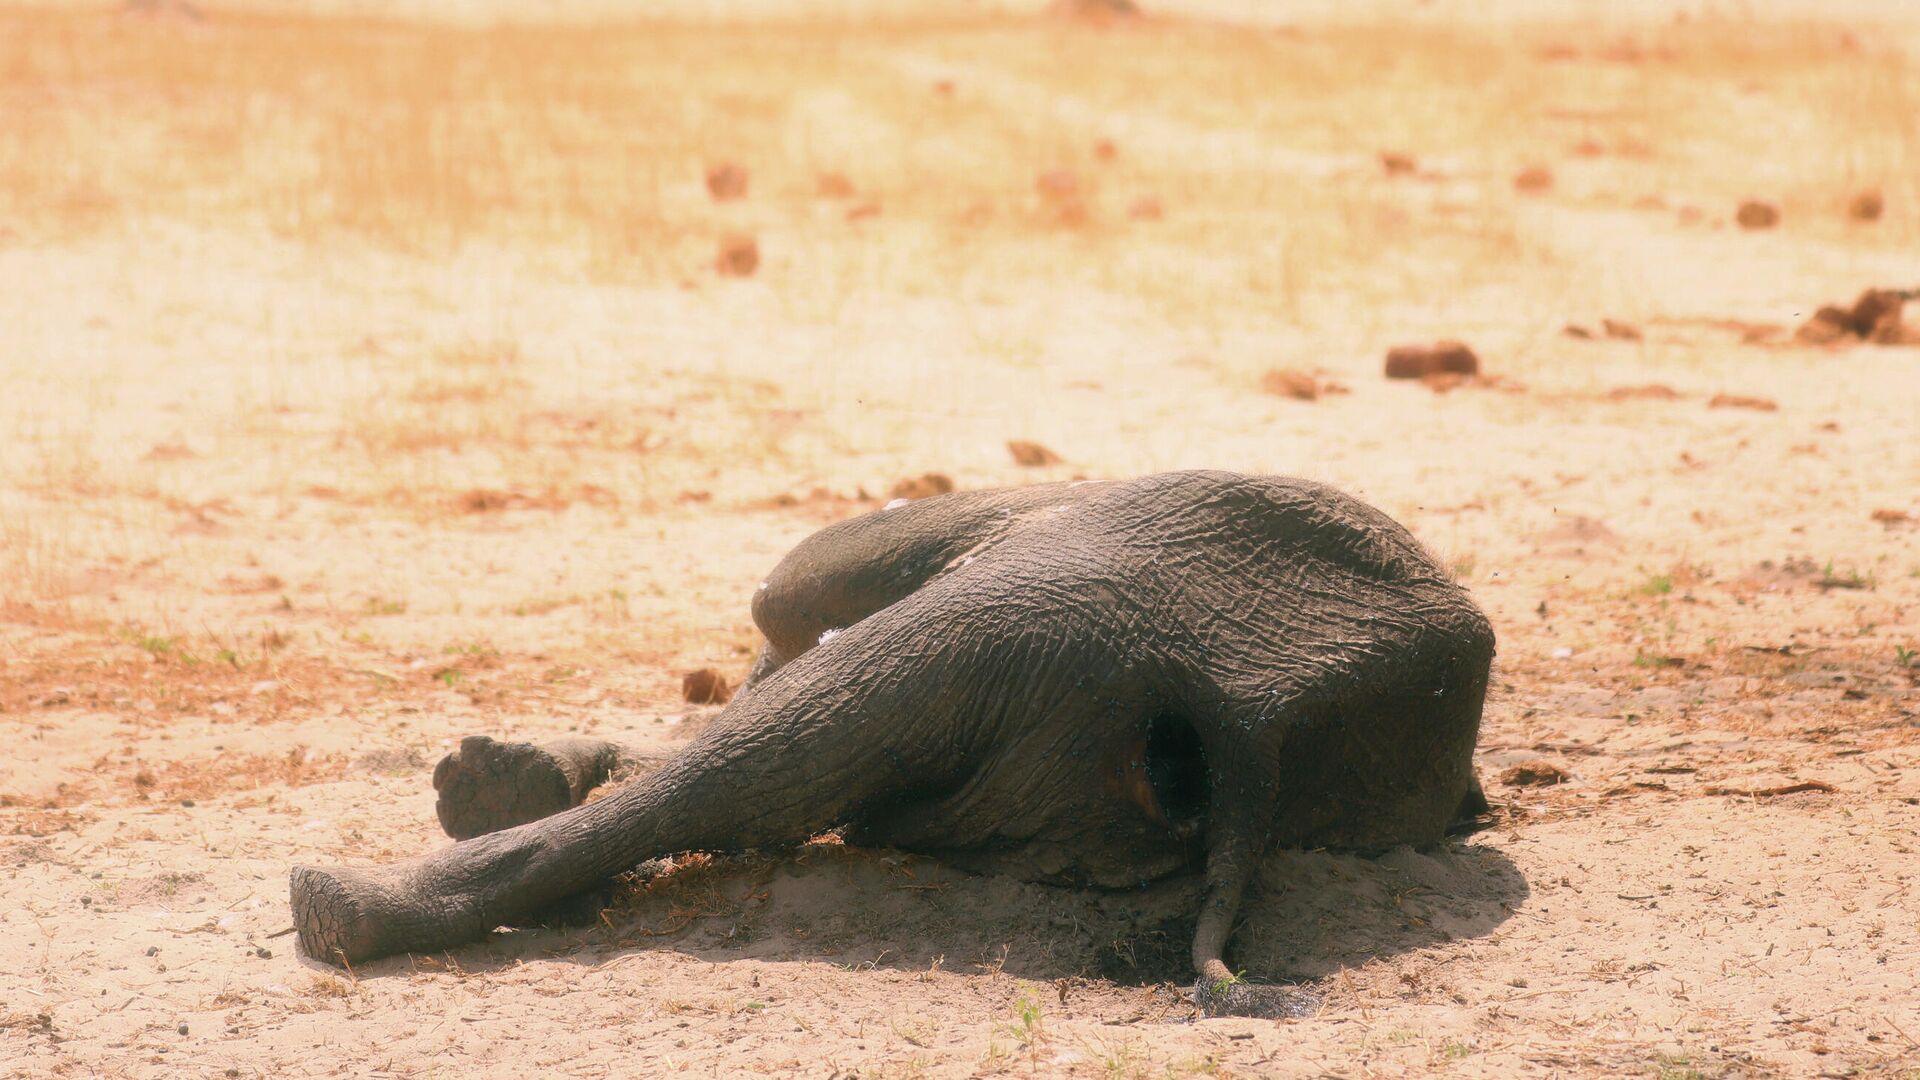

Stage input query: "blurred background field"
[{"left": 2, "top": 1, "right": 1918, "bottom": 1076}]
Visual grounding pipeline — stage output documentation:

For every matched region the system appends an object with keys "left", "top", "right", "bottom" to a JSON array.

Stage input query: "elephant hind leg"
[{"left": 432, "top": 736, "right": 667, "bottom": 841}]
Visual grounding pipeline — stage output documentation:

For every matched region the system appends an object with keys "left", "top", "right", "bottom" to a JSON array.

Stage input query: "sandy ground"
[{"left": 3, "top": 1, "right": 1920, "bottom": 1076}]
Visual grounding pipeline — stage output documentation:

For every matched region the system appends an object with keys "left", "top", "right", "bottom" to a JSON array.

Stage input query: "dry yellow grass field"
[{"left": 2, "top": 1, "right": 1919, "bottom": 1076}]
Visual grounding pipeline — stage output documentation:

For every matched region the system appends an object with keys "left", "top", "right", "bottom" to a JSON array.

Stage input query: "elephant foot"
[
  {"left": 290, "top": 863, "right": 419, "bottom": 968},
  {"left": 433, "top": 736, "right": 578, "bottom": 841},
  {"left": 1191, "top": 977, "right": 1320, "bottom": 1019}
]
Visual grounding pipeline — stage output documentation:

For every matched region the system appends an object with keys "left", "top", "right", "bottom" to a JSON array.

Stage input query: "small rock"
[
  {"left": 1384, "top": 341, "right": 1479, "bottom": 379},
  {"left": 1500, "top": 761, "right": 1569, "bottom": 787},
  {"left": 1007, "top": 440, "right": 1063, "bottom": 467},
  {"left": 147, "top": 946, "right": 160, "bottom": 956},
  {"left": 178, "top": 1022, "right": 189, "bottom": 1036},
  {"left": 889, "top": 474, "right": 955, "bottom": 501},
  {"left": 1735, "top": 200, "right": 1780, "bottom": 230},
  {"left": 682, "top": 669, "right": 733, "bottom": 706},
  {"left": 1513, "top": 166, "right": 1554, "bottom": 193},
  {"left": 1870, "top": 509, "right": 1912, "bottom": 527},
  {"left": 1601, "top": 318, "right": 1643, "bottom": 341},
  {"left": 705, "top": 162, "right": 748, "bottom": 201},
  {"left": 1848, "top": 189, "right": 1884, "bottom": 222},
  {"left": 1562, "top": 324, "right": 1595, "bottom": 340},
  {"left": 1708, "top": 393, "right": 1778, "bottom": 412},
  {"left": 1260, "top": 369, "right": 1320, "bottom": 401},
  {"left": 846, "top": 201, "right": 882, "bottom": 222},
  {"left": 1379, "top": 152, "right": 1417, "bottom": 176},
  {"left": 715, "top": 234, "right": 760, "bottom": 277}
]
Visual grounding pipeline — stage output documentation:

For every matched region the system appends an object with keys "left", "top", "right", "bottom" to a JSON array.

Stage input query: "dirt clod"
[
  {"left": 1735, "top": 200, "right": 1780, "bottom": 229},
  {"left": 1384, "top": 341, "right": 1480, "bottom": 380},
  {"left": 1006, "top": 440, "right": 1063, "bottom": 467},
  {"left": 682, "top": 669, "right": 733, "bottom": 706},
  {"left": 1602, "top": 318, "right": 1643, "bottom": 341},
  {"left": 1379, "top": 152, "right": 1417, "bottom": 176},
  {"left": 1500, "top": 761, "right": 1569, "bottom": 787},
  {"left": 705, "top": 162, "right": 748, "bottom": 201},
  {"left": 1848, "top": 189, "right": 1884, "bottom": 222},
  {"left": 816, "top": 172, "right": 855, "bottom": 199},
  {"left": 715, "top": 234, "right": 760, "bottom": 277}
]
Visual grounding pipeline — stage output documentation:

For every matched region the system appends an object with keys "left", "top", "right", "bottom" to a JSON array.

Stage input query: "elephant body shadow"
[{"left": 433, "top": 839, "right": 1526, "bottom": 992}]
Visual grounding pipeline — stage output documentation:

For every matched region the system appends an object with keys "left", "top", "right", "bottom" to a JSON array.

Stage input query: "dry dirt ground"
[{"left": 4, "top": 1, "right": 1920, "bottom": 1076}]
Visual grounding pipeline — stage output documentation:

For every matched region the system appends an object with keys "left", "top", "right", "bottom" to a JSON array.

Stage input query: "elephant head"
[{"left": 289, "top": 470, "right": 1494, "bottom": 1003}]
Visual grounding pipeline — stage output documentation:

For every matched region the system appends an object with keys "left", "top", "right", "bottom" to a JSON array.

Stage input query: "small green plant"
[
  {"left": 1896, "top": 645, "right": 1916, "bottom": 669},
  {"left": 1001, "top": 987, "right": 1046, "bottom": 1050},
  {"left": 1640, "top": 574, "right": 1674, "bottom": 596},
  {"left": 434, "top": 668, "right": 465, "bottom": 688},
  {"left": 364, "top": 597, "right": 407, "bottom": 615},
  {"left": 1816, "top": 561, "right": 1873, "bottom": 591}
]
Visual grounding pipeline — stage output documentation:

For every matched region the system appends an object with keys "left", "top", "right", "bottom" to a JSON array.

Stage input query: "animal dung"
[
  {"left": 715, "top": 234, "right": 760, "bottom": 277},
  {"left": 1384, "top": 341, "right": 1480, "bottom": 380},
  {"left": 1794, "top": 288, "right": 1911, "bottom": 346},
  {"left": 1006, "top": 440, "right": 1063, "bottom": 467},
  {"left": 1848, "top": 189, "right": 1884, "bottom": 222},
  {"left": 705, "top": 161, "right": 748, "bottom": 201},
  {"left": 1512, "top": 165, "right": 1554, "bottom": 193},
  {"left": 888, "top": 473, "right": 955, "bottom": 501},
  {"left": 1260, "top": 368, "right": 1321, "bottom": 401},
  {"left": 1499, "top": 760, "right": 1569, "bottom": 787},
  {"left": 1735, "top": 200, "right": 1780, "bottom": 230},
  {"left": 682, "top": 668, "right": 733, "bottom": 705}
]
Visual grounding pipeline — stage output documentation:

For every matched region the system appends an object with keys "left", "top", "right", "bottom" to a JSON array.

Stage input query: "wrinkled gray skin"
[{"left": 291, "top": 471, "right": 1494, "bottom": 1004}]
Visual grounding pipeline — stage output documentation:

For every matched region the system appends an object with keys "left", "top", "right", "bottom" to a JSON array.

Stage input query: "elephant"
[{"left": 290, "top": 470, "right": 1495, "bottom": 1006}]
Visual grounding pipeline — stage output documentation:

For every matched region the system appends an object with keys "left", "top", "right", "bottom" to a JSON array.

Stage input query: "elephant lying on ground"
[{"left": 291, "top": 470, "right": 1494, "bottom": 1001}]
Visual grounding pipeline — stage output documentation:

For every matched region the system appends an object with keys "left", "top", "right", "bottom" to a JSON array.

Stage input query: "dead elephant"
[{"left": 290, "top": 471, "right": 1494, "bottom": 1005}]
